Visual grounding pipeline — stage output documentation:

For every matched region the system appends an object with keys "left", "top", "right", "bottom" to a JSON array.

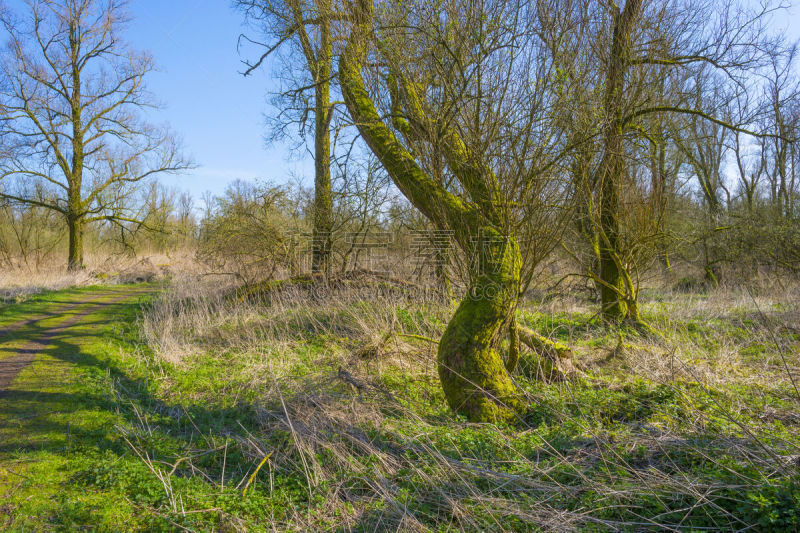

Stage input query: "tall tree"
[
  {"left": 237, "top": 0, "right": 334, "bottom": 274},
  {"left": 674, "top": 78, "right": 732, "bottom": 286},
  {"left": 0, "top": 0, "right": 189, "bottom": 270},
  {"left": 340, "top": 0, "right": 576, "bottom": 421},
  {"left": 554, "top": 0, "right": 781, "bottom": 325},
  {"left": 762, "top": 44, "right": 799, "bottom": 219}
]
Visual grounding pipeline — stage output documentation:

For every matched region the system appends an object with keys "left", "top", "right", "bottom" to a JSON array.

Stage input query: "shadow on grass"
[
  {"left": 0, "top": 294, "right": 260, "bottom": 468},
  {"left": 2, "top": 294, "right": 797, "bottom": 531}
]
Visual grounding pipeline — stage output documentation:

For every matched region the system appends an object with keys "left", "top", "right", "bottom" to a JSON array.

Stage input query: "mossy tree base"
[
  {"left": 437, "top": 230, "right": 524, "bottom": 423},
  {"left": 438, "top": 292, "right": 523, "bottom": 423}
]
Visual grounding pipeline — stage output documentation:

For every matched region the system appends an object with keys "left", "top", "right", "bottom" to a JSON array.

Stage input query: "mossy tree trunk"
[
  {"left": 595, "top": 0, "right": 643, "bottom": 324},
  {"left": 311, "top": 85, "right": 332, "bottom": 274},
  {"left": 66, "top": 214, "right": 84, "bottom": 271},
  {"left": 438, "top": 229, "right": 523, "bottom": 421},
  {"left": 68, "top": 19, "right": 85, "bottom": 272},
  {"left": 282, "top": 0, "right": 334, "bottom": 275},
  {"left": 339, "top": 12, "right": 524, "bottom": 421},
  {"left": 309, "top": 0, "right": 332, "bottom": 275}
]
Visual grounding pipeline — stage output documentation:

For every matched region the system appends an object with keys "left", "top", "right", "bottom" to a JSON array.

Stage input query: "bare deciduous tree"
[
  {"left": 551, "top": 0, "right": 783, "bottom": 325},
  {"left": 340, "top": 0, "right": 578, "bottom": 421},
  {"left": 0, "top": 0, "right": 191, "bottom": 270},
  {"left": 237, "top": 0, "right": 336, "bottom": 274}
]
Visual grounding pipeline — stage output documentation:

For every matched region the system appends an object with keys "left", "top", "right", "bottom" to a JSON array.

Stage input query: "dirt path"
[
  {"left": 0, "top": 289, "right": 128, "bottom": 339},
  {"left": 0, "top": 289, "right": 150, "bottom": 393}
]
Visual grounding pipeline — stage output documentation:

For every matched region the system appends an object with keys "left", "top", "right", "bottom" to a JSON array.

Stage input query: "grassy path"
[
  {"left": 0, "top": 289, "right": 151, "bottom": 391},
  {"left": 1, "top": 284, "right": 798, "bottom": 531},
  {"left": 0, "top": 286, "right": 159, "bottom": 530},
  {"left": 0, "top": 284, "right": 277, "bottom": 532},
  {"left": 0, "top": 288, "right": 135, "bottom": 338}
]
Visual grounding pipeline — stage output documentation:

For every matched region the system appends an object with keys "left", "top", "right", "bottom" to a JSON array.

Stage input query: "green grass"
[
  {"left": 0, "top": 286, "right": 330, "bottom": 531},
  {"left": 0, "top": 285, "right": 109, "bottom": 328},
  {"left": 0, "top": 286, "right": 194, "bottom": 531},
  {"left": 1, "top": 285, "right": 799, "bottom": 531}
]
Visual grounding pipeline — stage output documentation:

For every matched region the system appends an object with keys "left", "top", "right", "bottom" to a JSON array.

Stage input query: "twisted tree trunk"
[
  {"left": 339, "top": 14, "right": 522, "bottom": 421},
  {"left": 438, "top": 229, "right": 523, "bottom": 421}
]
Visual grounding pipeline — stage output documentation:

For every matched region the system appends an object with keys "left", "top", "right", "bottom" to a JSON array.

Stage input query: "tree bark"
[
  {"left": 437, "top": 228, "right": 523, "bottom": 422},
  {"left": 339, "top": 19, "right": 522, "bottom": 421},
  {"left": 67, "top": 214, "right": 84, "bottom": 271},
  {"left": 311, "top": 1, "right": 332, "bottom": 275},
  {"left": 596, "top": 0, "right": 643, "bottom": 323},
  {"left": 67, "top": 18, "right": 85, "bottom": 272}
]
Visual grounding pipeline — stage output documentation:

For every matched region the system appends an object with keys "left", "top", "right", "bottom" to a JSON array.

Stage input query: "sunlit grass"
[{"left": 1, "top": 279, "right": 798, "bottom": 531}]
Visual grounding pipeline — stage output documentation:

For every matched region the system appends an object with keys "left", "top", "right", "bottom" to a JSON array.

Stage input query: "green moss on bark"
[
  {"left": 340, "top": 16, "right": 524, "bottom": 423},
  {"left": 437, "top": 229, "right": 523, "bottom": 422}
]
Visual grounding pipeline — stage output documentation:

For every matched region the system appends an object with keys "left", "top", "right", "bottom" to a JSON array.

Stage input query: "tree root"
[
  {"left": 626, "top": 317, "right": 667, "bottom": 343},
  {"left": 514, "top": 325, "right": 582, "bottom": 382},
  {"left": 505, "top": 317, "right": 521, "bottom": 373}
]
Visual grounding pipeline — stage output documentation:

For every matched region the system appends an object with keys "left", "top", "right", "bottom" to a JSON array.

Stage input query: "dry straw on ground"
[{"left": 130, "top": 273, "right": 800, "bottom": 531}]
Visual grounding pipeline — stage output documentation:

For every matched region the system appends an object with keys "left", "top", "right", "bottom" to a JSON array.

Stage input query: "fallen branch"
[{"left": 396, "top": 333, "right": 439, "bottom": 345}]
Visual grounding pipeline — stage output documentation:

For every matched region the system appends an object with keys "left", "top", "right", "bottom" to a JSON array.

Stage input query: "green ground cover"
[{"left": 1, "top": 285, "right": 798, "bottom": 531}]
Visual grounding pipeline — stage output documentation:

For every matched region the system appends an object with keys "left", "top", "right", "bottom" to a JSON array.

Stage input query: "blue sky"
[
  {"left": 3, "top": 0, "right": 310, "bottom": 197},
  {"left": 125, "top": 0, "right": 797, "bottom": 200},
  {"left": 2, "top": 0, "right": 798, "bottom": 200},
  {"left": 125, "top": 0, "right": 313, "bottom": 197}
]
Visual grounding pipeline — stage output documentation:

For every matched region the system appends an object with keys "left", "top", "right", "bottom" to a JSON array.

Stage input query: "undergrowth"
[
  {"left": 126, "top": 278, "right": 800, "bottom": 531},
  {"left": 2, "top": 278, "right": 798, "bottom": 531}
]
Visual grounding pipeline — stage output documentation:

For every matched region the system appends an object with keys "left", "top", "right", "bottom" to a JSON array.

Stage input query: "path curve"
[{"left": 0, "top": 289, "right": 151, "bottom": 393}]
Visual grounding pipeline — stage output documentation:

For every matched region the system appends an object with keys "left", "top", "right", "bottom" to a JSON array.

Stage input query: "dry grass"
[
  {"left": 0, "top": 268, "right": 99, "bottom": 301},
  {"left": 127, "top": 274, "right": 800, "bottom": 531},
  {"left": 528, "top": 276, "right": 800, "bottom": 389},
  {"left": 0, "top": 250, "right": 201, "bottom": 301},
  {"left": 140, "top": 274, "right": 447, "bottom": 369}
]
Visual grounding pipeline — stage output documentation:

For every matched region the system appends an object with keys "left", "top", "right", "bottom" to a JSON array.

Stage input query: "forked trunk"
[
  {"left": 339, "top": 22, "right": 523, "bottom": 422},
  {"left": 437, "top": 228, "right": 523, "bottom": 422}
]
